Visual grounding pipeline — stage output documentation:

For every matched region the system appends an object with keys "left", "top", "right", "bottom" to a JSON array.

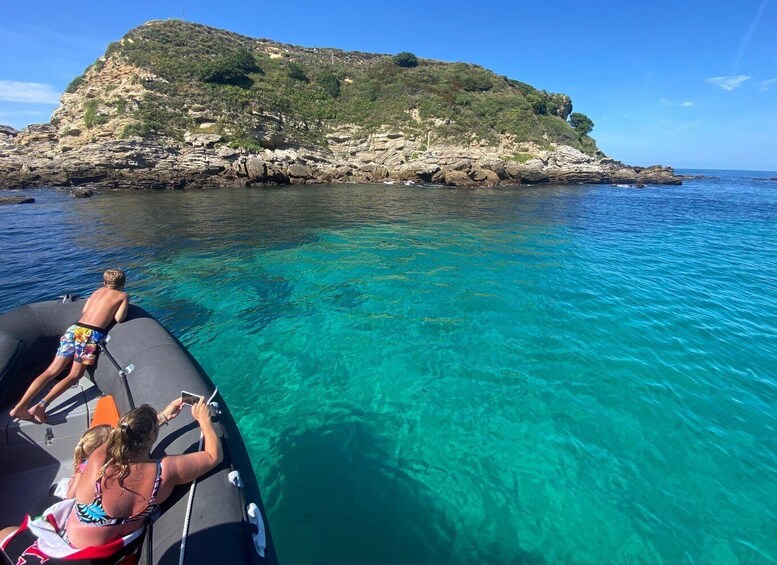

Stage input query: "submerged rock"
[
  {"left": 70, "top": 187, "right": 94, "bottom": 198},
  {"left": 0, "top": 196, "right": 35, "bottom": 205}
]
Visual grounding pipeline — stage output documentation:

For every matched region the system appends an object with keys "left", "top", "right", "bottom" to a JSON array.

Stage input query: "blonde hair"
[
  {"left": 104, "top": 405, "right": 159, "bottom": 488},
  {"left": 103, "top": 269, "right": 126, "bottom": 290},
  {"left": 73, "top": 424, "right": 112, "bottom": 471}
]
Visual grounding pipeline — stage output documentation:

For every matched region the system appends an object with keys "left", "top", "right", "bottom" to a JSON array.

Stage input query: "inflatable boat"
[{"left": 0, "top": 297, "right": 277, "bottom": 564}]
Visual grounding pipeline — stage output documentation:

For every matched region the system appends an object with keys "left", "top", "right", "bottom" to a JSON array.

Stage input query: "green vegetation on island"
[
  {"left": 69, "top": 20, "right": 599, "bottom": 155},
  {"left": 392, "top": 52, "right": 419, "bottom": 68}
]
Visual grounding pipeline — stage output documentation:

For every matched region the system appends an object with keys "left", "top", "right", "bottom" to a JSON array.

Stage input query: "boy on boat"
[{"left": 10, "top": 269, "right": 130, "bottom": 424}]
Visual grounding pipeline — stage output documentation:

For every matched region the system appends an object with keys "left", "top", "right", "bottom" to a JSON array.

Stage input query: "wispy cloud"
[
  {"left": 734, "top": 0, "right": 770, "bottom": 69},
  {"left": 760, "top": 78, "right": 777, "bottom": 91},
  {"left": 706, "top": 75, "right": 751, "bottom": 91},
  {"left": 0, "top": 81, "right": 60, "bottom": 104},
  {"left": 660, "top": 99, "right": 695, "bottom": 107}
]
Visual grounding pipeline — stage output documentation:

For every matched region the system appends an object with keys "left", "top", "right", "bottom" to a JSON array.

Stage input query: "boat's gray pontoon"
[{"left": 0, "top": 298, "right": 276, "bottom": 564}]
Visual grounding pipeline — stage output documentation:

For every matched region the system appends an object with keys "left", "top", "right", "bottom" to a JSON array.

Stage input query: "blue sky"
[{"left": 1, "top": 0, "right": 775, "bottom": 171}]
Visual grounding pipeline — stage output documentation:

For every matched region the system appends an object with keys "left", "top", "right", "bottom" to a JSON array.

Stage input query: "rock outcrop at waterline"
[
  {"left": 0, "top": 20, "right": 681, "bottom": 190},
  {"left": 0, "top": 124, "right": 679, "bottom": 189},
  {"left": 0, "top": 196, "right": 35, "bottom": 205}
]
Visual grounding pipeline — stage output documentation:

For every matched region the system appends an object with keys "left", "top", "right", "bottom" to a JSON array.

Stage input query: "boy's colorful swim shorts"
[{"left": 56, "top": 323, "right": 106, "bottom": 365}]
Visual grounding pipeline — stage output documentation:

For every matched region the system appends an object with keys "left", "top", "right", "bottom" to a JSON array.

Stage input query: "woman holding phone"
[{"left": 1, "top": 396, "right": 222, "bottom": 558}]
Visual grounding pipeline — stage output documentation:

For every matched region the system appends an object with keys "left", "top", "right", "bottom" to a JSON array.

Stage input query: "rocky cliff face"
[
  {"left": 0, "top": 21, "right": 681, "bottom": 190},
  {"left": 0, "top": 124, "right": 680, "bottom": 189}
]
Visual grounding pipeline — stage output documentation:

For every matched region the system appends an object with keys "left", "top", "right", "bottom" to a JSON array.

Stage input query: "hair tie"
[{"left": 120, "top": 423, "right": 130, "bottom": 431}]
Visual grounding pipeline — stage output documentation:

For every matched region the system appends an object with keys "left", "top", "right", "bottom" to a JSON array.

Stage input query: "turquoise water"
[{"left": 1, "top": 171, "right": 775, "bottom": 563}]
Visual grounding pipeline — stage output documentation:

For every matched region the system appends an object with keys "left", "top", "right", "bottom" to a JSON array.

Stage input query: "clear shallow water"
[{"left": 1, "top": 171, "right": 775, "bottom": 564}]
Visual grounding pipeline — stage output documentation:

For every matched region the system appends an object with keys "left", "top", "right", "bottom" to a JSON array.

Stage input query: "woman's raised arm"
[{"left": 164, "top": 397, "right": 223, "bottom": 486}]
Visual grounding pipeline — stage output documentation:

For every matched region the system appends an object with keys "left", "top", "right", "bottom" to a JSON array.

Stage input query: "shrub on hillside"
[
  {"left": 525, "top": 93, "right": 547, "bottom": 115},
  {"left": 445, "top": 64, "right": 494, "bottom": 92},
  {"left": 460, "top": 74, "right": 493, "bottom": 92},
  {"left": 546, "top": 93, "right": 572, "bottom": 119},
  {"left": 83, "top": 99, "right": 107, "bottom": 128},
  {"left": 65, "top": 75, "right": 85, "bottom": 94},
  {"left": 540, "top": 115, "right": 581, "bottom": 148},
  {"left": 569, "top": 112, "right": 594, "bottom": 136},
  {"left": 392, "top": 52, "right": 418, "bottom": 68},
  {"left": 200, "top": 48, "right": 260, "bottom": 85},
  {"left": 287, "top": 62, "right": 308, "bottom": 82},
  {"left": 121, "top": 94, "right": 192, "bottom": 140},
  {"left": 318, "top": 71, "right": 340, "bottom": 97}
]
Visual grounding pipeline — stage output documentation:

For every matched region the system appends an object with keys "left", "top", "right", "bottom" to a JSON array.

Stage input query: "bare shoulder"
[
  {"left": 160, "top": 454, "right": 184, "bottom": 479},
  {"left": 101, "top": 289, "right": 129, "bottom": 308},
  {"left": 89, "top": 287, "right": 108, "bottom": 299}
]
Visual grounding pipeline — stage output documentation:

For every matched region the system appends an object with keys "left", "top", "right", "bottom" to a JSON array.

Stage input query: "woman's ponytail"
[{"left": 104, "top": 405, "right": 159, "bottom": 488}]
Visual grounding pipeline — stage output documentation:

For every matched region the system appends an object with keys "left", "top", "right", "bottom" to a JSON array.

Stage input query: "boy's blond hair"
[
  {"left": 73, "top": 424, "right": 112, "bottom": 471},
  {"left": 103, "top": 269, "right": 126, "bottom": 290}
]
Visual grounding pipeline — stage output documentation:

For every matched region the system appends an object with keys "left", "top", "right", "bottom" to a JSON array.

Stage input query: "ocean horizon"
[{"left": 677, "top": 168, "right": 777, "bottom": 175}]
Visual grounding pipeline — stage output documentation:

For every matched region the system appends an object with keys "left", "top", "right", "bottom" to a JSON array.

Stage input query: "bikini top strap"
[
  {"left": 148, "top": 459, "right": 163, "bottom": 505},
  {"left": 123, "top": 460, "right": 164, "bottom": 522}
]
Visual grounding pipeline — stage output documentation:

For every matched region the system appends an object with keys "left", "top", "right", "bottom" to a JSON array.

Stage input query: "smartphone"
[{"left": 181, "top": 391, "right": 202, "bottom": 405}]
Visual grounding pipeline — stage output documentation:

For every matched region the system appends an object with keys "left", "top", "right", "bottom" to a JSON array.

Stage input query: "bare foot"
[
  {"left": 9, "top": 407, "right": 36, "bottom": 422},
  {"left": 28, "top": 404, "right": 47, "bottom": 424}
]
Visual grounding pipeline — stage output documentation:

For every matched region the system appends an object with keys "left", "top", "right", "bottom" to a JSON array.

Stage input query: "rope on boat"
[{"left": 178, "top": 388, "right": 219, "bottom": 565}]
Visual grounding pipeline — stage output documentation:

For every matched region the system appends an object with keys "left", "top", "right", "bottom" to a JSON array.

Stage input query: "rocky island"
[{"left": 0, "top": 20, "right": 680, "bottom": 190}]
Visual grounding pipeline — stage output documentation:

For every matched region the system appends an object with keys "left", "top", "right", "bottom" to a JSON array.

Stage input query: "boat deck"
[
  {"left": 0, "top": 300, "right": 275, "bottom": 564},
  {"left": 0, "top": 376, "right": 101, "bottom": 526}
]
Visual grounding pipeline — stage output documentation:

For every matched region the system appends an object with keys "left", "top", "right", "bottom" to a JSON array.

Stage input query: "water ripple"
[{"left": 1, "top": 174, "right": 776, "bottom": 564}]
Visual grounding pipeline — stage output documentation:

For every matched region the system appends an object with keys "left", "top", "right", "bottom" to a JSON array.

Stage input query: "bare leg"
[
  {"left": 28, "top": 361, "right": 87, "bottom": 424},
  {"left": 10, "top": 355, "right": 71, "bottom": 420},
  {"left": 0, "top": 525, "right": 19, "bottom": 542}
]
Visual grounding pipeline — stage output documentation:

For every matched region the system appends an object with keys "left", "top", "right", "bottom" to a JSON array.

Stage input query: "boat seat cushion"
[{"left": 90, "top": 394, "right": 120, "bottom": 428}]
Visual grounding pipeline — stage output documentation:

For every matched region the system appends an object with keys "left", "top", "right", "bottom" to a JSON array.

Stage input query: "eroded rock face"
[
  {"left": 0, "top": 125, "right": 19, "bottom": 138},
  {"left": 287, "top": 163, "right": 312, "bottom": 179},
  {"left": 444, "top": 170, "right": 477, "bottom": 187},
  {"left": 0, "top": 121, "right": 682, "bottom": 190}
]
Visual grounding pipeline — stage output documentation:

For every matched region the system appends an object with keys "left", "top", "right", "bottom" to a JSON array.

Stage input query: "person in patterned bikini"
[{"left": 0, "top": 397, "right": 222, "bottom": 561}]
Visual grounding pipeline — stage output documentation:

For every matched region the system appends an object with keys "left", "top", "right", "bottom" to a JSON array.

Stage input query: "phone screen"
[{"left": 181, "top": 391, "right": 201, "bottom": 405}]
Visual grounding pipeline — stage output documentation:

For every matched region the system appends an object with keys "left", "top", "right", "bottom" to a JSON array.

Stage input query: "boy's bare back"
[
  {"left": 10, "top": 269, "right": 129, "bottom": 423},
  {"left": 79, "top": 286, "right": 129, "bottom": 330}
]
